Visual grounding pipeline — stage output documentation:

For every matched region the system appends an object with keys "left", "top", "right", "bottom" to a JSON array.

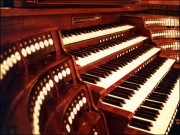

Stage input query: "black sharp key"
[
  {"left": 85, "top": 45, "right": 100, "bottom": 52},
  {"left": 90, "top": 68, "right": 110, "bottom": 76},
  {"left": 154, "top": 87, "right": 171, "bottom": 95},
  {"left": 133, "top": 72, "right": 149, "bottom": 78},
  {"left": 156, "top": 86, "right": 172, "bottom": 92},
  {"left": 95, "top": 67, "right": 112, "bottom": 74},
  {"left": 158, "top": 80, "right": 175, "bottom": 85},
  {"left": 143, "top": 100, "right": 164, "bottom": 110},
  {"left": 137, "top": 109, "right": 158, "bottom": 119},
  {"left": 104, "top": 95, "right": 126, "bottom": 104},
  {"left": 128, "top": 76, "right": 147, "bottom": 83},
  {"left": 81, "top": 73, "right": 100, "bottom": 82},
  {"left": 109, "top": 61, "right": 127, "bottom": 67},
  {"left": 77, "top": 49, "right": 91, "bottom": 56},
  {"left": 151, "top": 92, "right": 168, "bottom": 100},
  {"left": 108, "top": 61, "right": 127, "bottom": 67},
  {"left": 132, "top": 75, "right": 148, "bottom": 82},
  {"left": 148, "top": 96, "right": 166, "bottom": 103},
  {"left": 109, "top": 90, "right": 131, "bottom": 99},
  {"left": 135, "top": 72, "right": 152, "bottom": 78},
  {"left": 69, "top": 50, "right": 86, "bottom": 58},
  {"left": 110, "top": 59, "right": 128, "bottom": 65},
  {"left": 115, "top": 86, "right": 135, "bottom": 95},
  {"left": 134, "top": 112, "right": 156, "bottom": 121},
  {"left": 148, "top": 93, "right": 168, "bottom": 103},
  {"left": 96, "top": 67, "right": 113, "bottom": 73},
  {"left": 159, "top": 80, "right": 176, "bottom": 86},
  {"left": 77, "top": 48, "right": 91, "bottom": 55},
  {"left": 126, "top": 78, "right": 145, "bottom": 85},
  {"left": 103, "top": 96, "right": 123, "bottom": 107},
  {"left": 86, "top": 70, "right": 107, "bottom": 78},
  {"left": 98, "top": 43, "right": 110, "bottom": 50},
  {"left": 120, "top": 82, "right": 139, "bottom": 90},
  {"left": 80, "top": 75, "right": 97, "bottom": 84},
  {"left": 139, "top": 106, "right": 160, "bottom": 115},
  {"left": 104, "top": 63, "right": 119, "bottom": 70},
  {"left": 138, "top": 68, "right": 156, "bottom": 73},
  {"left": 130, "top": 117, "right": 152, "bottom": 131},
  {"left": 115, "top": 87, "right": 135, "bottom": 95},
  {"left": 118, "top": 58, "right": 132, "bottom": 63},
  {"left": 74, "top": 56, "right": 79, "bottom": 60},
  {"left": 83, "top": 47, "right": 99, "bottom": 53},
  {"left": 118, "top": 86, "right": 137, "bottom": 93},
  {"left": 101, "top": 64, "right": 118, "bottom": 71},
  {"left": 99, "top": 64, "right": 117, "bottom": 72},
  {"left": 125, "top": 81, "right": 141, "bottom": 88}
]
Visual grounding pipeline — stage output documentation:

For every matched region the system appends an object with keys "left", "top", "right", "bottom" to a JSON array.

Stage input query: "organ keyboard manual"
[{"left": 0, "top": 0, "right": 179, "bottom": 134}]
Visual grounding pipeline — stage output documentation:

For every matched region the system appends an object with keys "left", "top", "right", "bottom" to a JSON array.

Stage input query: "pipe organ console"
[
  {"left": 125, "top": 67, "right": 179, "bottom": 134},
  {"left": 0, "top": 28, "right": 108, "bottom": 134},
  {"left": 0, "top": 1, "right": 180, "bottom": 134},
  {"left": 145, "top": 15, "right": 180, "bottom": 66},
  {"left": 120, "top": 14, "right": 180, "bottom": 66}
]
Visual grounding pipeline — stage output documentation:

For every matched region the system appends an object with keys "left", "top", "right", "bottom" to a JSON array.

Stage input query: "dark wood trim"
[{"left": 1, "top": 7, "right": 149, "bottom": 17}]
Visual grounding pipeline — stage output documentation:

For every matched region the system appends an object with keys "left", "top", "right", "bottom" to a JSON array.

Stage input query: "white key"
[
  {"left": 128, "top": 80, "right": 179, "bottom": 134},
  {"left": 149, "top": 80, "right": 180, "bottom": 134},
  {"left": 76, "top": 36, "right": 147, "bottom": 67},
  {"left": 85, "top": 48, "right": 161, "bottom": 89},
  {"left": 63, "top": 25, "right": 134, "bottom": 45},
  {"left": 122, "top": 59, "right": 175, "bottom": 112},
  {"left": 101, "top": 58, "right": 175, "bottom": 113}
]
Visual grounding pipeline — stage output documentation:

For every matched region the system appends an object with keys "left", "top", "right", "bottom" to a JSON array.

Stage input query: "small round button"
[
  {"left": 66, "top": 68, "right": 71, "bottom": 75},
  {"left": 21, "top": 48, "right": 27, "bottom": 57},
  {"left": 35, "top": 43, "right": 40, "bottom": 50},
  {"left": 58, "top": 72, "right": 63, "bottom": 80},
  {"left": 26, "top": 46, "right": 31, "bottom": 55},
  {"left": 44, "top": 40, "right": 49, "bottom": 47},
  {"left": 7, "top": 57, "right": 13, "bottom": 67},
  {"left": 62, "top": 70, "right": 66, "bottom": 77},
  {"left": 54, "top": 75, "right": 59, "bottom": 83},
  {"left": 35, "top": 101, "right": 41, "bottom": 111},
  {"left": 73, "top": 107, "right": 77, "bottom": 115},
  {"left": 30, "top": 45, "right": 36, "bottom": 52},
  {"left": 68, "top": 116, "right": 72, "bottom": 124},
  {"left": 82, "top": 97, "right": 87, "bottom": 104},
  {"left": 48, "top": 38, "right": 53, "bottom": 45},
  {"left": 42, "top": 87, "right": 47, "bottom": 96},
  {"left": 40, "top": 91, "right": 45, "bottom": 100},
  {"left": 39, "top": 41, "right": 44, "bottom": 49},
  {"left": 45, "top": 83, "right": 51, "bottom": 91},
  {"left": 66, "top": 124, "right": 71, "bottom": 133},
  {"left": 76, "top": 104, "right": 80, "bottom": 111},
  {"left": 79, "top": 100, "right": 83, "bottom": 107},
  {"left": 11, "top": 54, "right": 17, "bottom": 64},
  {"left": 15, "top": 52, "right": 21, "bottom": 61},
  {"left": 70, "top": 111, "right": 75, "bottom": 119},
  {"left": 49, "top": 79, "right": 54, "bottom": 87},
  {"left": 37, "top": 95, "right": 42, "bottom": 105}
]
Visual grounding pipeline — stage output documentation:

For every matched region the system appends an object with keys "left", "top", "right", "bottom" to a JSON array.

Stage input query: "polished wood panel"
[
  {"left": 1, "top": 27, "right": 108, "bottom": 134},
  {"left": 1, "top": 7, "right": 148, "bottom": 46},
  {"left": 1, "top": 2, "right": 179, "bottom": 134},
  {"left": 2, "top": 0, "right": 141, "bottom": 7}
]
